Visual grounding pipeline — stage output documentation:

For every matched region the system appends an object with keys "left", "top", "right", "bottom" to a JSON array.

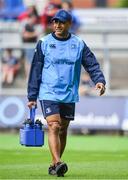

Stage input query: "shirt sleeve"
[
  {"left": 82, "top": 41, "right": 106, "bottom": 85},
  {"left": 27, "top": 40, "right": 44, "bottom": 101}
]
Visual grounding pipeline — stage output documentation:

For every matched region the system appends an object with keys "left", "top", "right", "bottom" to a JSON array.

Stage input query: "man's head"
[{"left": 51, "top": 9, "right": 72, "bottom": 38}]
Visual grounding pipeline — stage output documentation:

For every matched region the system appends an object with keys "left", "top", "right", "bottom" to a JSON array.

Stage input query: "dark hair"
[
  {"left": 62, "top": 1, "right": 73, "bottom": 9},
  {"left": 28, "top": 5, "right": 39, "bottom": 18}
]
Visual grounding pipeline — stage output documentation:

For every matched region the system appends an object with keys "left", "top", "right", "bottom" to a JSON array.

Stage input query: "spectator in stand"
[
  {"left": 2, "top": 48, "right": 20, "bottom": 85},
  {"left": 18, "top": 5, "right": 39, "bottom": 23},
  {"left": 61, "top": 0, "right": 80, "bottom": 34},
  {"left": 0, "top": 0, "right": 25, "bottom": 20},
  {"left": 0, "top": 0, "right": 4, "bottom": 9},
  {"left": 22, "top": 13, "right": 42, "bottom": 78},
  {"left": 40, "top": 0, "right": 61, "bottom": 34}
]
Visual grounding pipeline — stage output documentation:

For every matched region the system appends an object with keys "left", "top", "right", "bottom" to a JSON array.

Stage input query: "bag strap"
[{"left": 30, "top": 106, "right": 36, "bottom": 124}]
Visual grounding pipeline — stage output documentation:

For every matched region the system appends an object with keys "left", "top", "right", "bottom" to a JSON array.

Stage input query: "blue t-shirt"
[{"left": 27, "top": 32, "right": 106, "bottom": 103}]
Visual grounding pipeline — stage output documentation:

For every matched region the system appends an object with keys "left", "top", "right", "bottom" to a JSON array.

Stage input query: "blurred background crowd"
[{"left": 0, "top": 0, "right": 128, "bottom": 96}]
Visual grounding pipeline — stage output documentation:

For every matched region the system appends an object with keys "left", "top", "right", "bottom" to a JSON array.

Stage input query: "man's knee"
[
  {"left": 47, "top": 114, "right": 61, "bottom": 132},
  {"left": 48, "top": 121, "right": 61, "bottom": 133}
]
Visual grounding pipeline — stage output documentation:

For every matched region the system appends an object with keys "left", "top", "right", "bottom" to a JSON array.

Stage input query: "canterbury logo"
[{"left": 49, "top": 44, "right": 56, "bottom": 48}]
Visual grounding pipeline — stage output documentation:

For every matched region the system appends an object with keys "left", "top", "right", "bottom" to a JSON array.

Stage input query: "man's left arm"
[{"left": 82, "top": 42, "right": 106, "bottom": 96}]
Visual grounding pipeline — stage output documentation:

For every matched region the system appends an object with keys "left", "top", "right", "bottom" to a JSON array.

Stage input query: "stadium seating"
[{"left": 0, "top": 9, "right": 128, "bottom": 94}]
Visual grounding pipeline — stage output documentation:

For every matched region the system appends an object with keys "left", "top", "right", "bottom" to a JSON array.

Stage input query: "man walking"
[{"left": 27, "top": 9, "right": 106, "bottom": 177}]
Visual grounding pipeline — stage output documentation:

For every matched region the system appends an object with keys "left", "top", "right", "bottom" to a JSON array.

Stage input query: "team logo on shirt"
[
  {"left": 49, "top": 44, "right": 56, "bottom": 48},
  {"left": 46, "top": 107, "right": 51, "bottom": 114}
]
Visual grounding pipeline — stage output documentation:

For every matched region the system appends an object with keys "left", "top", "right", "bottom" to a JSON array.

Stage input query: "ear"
[{"left": 67, "top": 21, "right": 72, "bottom": 28}]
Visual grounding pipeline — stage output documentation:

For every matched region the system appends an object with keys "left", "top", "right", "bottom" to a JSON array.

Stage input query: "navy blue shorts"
[{"left": 40, "top": 100, "right": 75, "bottom": 120}]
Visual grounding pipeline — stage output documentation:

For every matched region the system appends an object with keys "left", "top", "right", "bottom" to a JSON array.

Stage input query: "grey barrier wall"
[{"left": 0, "top": 95, "right": 128, "bottom": 130}]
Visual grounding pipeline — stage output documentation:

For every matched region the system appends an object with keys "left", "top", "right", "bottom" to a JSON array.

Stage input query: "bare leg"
[
  {"left": 59, "top": 118, "right": 70, "bottom": 158},
  {"left": 2, "top": 65, "right": 8, "bottom": 83},
  {"left": 2, "top": 71, "right": 7, "bottom": 83},
  {"left": 46, "top": 114, "right": 61, "bottom": 165},
  {"left": 7, "top": 69, "right": 14, "bottom": 84}
]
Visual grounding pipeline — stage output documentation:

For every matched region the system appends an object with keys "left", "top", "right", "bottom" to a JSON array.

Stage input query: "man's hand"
[
  {"left": 95, "top": 83, "right": 106, "bottom": 96},
  {"left": 27, "top": 101, "right": 37, "bottom": 109}
]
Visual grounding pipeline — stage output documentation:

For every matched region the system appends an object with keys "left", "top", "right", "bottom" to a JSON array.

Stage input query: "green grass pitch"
[{"left": 0, "top": 133, "right": 128, "bottom": 179}]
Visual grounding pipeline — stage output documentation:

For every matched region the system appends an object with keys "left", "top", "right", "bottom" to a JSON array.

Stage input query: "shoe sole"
[{"left": 56, "top": 163, "right": 68, "bottom": 177}]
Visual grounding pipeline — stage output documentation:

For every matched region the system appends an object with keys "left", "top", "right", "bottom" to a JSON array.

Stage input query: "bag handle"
[{"left": 30, "top": 106, "right": 36, "bottom": 124}]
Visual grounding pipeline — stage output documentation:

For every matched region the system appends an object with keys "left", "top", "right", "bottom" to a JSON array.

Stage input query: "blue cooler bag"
[{"left": 20, "top": 107, "right": 44, "bottom": 147}]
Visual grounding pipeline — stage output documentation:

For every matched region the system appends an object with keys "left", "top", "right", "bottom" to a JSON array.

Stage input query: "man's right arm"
[{"left": 27, "top": 40, "right": 44, "bottom": 106}]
